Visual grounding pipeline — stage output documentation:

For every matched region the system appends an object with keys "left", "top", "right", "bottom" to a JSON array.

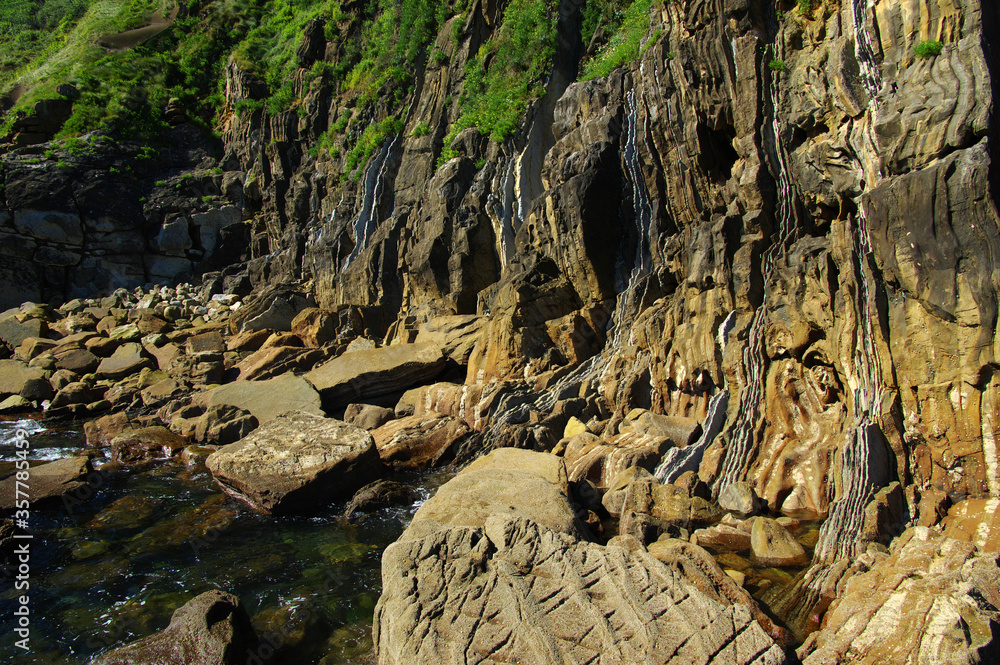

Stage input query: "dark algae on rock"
[{"left": 2, "top": 0, "right": 1000, "bottom": 663}]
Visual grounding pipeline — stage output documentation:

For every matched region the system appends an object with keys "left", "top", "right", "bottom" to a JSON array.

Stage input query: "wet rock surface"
[{"left": 90, "top": 589, "right": 258, "bottom": 665}]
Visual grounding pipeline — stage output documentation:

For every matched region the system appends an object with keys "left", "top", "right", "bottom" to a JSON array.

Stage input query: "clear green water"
[{"left": 0, "top": 417, "right": 452, "bottom": 664}]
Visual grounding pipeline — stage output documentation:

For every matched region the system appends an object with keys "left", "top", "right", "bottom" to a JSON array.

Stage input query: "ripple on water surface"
[{"left": 0, "top": 418, "right": 453, "bottom": 663}]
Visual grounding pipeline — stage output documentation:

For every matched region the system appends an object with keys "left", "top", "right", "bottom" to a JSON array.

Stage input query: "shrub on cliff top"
[
  {"left": 580, "top": 0, "right": 652, "bottom": 81},
  {"left": 437, "top": 0, "right": 557, "bottom": 165}
]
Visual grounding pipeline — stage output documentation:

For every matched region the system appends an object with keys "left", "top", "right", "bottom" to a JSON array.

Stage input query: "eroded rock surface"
[
  {"left": 376, "top": 516, "right": 791, "bottom": 665},
  {"left": 799, "top": 527, "right": 1000, "bottom": 665}
]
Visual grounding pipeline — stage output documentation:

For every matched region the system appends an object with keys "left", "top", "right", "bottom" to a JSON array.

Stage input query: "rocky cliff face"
[
  {"left": 219, "top": 0, "right": 998, "bottom": 524},
  {"left": 2, "top": 0, "right": 998, "bottom": 656},
  {"left": 213, "top": 0, "right": 1000, "bottom": 640}
]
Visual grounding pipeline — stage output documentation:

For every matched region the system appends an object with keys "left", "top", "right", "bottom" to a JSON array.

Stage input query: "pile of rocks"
[{"left": 0, "top": 281, "right": 244, "bottom": 417}]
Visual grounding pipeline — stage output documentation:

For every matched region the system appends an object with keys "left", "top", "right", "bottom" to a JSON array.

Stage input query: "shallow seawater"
[{"left": 0, "top": 417, "right": 453, "bottom": 663}]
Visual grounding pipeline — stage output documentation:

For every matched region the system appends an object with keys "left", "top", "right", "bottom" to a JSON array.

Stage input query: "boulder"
[
  {"left": 97, "top": 343, "right": 154, "bottom": 380},
  {"left": 602, "top": 465, "right": 655, "bottom": 517},
  {"left": 800, "top": 527, "right": 1000, "bottom": 665},
  {"left": 749, "top": 517, "right": 808, "bottom": 567},
  {"left": 193, "top": 404, "right": 258, "bottom": 445},
  {"left": 19, "top": 377, "right": 53, "bottom": 402},
  {"left": 401, "top": 448, "right": 582, "bottom": 542},
  {"left": 619, "top": 409, "right": 701, "bottom": 443},
  {"left": 196, "top": 373, "right": 324, "bottom": 424},
  {"left": 0, "top": 309, "right": 47, "bottom": 348},
  {"left": 564, "top": 431, "right": 675, "bottom": 489},
  {"left": 0, "top": 456, "right": 93, "bottom": 511},
  {"left": 718, "top": 481, "right": 764, "bottom": 516},
  {"left": 393, "top": 381, "right": 486, "bottom": 428},
  {"left": 0, "top": 395, "right": 31, "bottom": 412},
  {"left": 619, "top": 476, "right": 723, "bottom": 544},
  {"left": 371, "top": 412, "right": 471, "bottom": 469},
  {"left": 304, "top": 342, "right": 445, "bottom": 407},
  {"left": 205, "top": 411, "right": 383, "bottom": 514},
  {"left": 375, "top": 516, "right": 791, "bottom": 665},
  {"left": 343, "top": 403, "right": 396, "bottom": 430},
  {"left": 411, "top": 314, "right": 486, "bottom": 364},
  {"left": 91, "top": 589, "right": 257, "bottom": 665},
  {"left": 290, "top": 307, "right": 337, "bottom": 347},
  {"left": 234, "top": 345, "right": 324, "bottom": 381},
  {"left": 84, "top": 412, "right": 139, "bottom": 447},
  {"left": 344, "top": 479, "right": 418, "bottom": 518},
  {"left": 0, "top": 360, "right": 46, "bottom": 396},
  {"left": 941, "top": 497, "right": 1000, "bottom": 553},
  {"left": 50, "top": 381, "right": 105, "bottom": 409},
  {"left": 54, "top": 348, "right": 101, "bottom": 374},
  {"left": 693, "top": 523, "right": 753, "bottom": 552},
  {"left": 110, "top": 427, "right": 187, "bottom": 465},
  {"left": 187, "top": 331, "right": 226, "bottom": 355}
]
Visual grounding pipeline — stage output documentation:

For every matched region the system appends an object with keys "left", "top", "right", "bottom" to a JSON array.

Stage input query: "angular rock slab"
[
  {"left": 205, "top": 411, "right": 383, "bottom": 514},
  {"left": 800, "top": 527, "right": 1000, "bottom": 665},
  {"left": 0, "top": 359, "right": 46, "bottom": 396},
  {"left": 375, "top": 516, "right": 791, "bottom": 665},
  {"left": 371, "top": 411, "right": 471, "bottom": 469},
  {"left": 0, "top": 456, "right": 93, "bottom": 511},
  {"left": 305, "top": 342, "right": 445, "bottom": 407},
  {"left": 196, "top": 372, "right": 324, "bottom": 424},
  {"left": 91, "top": 589, "right": 257, "bottom": 665}
]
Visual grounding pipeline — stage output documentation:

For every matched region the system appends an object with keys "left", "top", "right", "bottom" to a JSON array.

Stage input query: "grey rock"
[{"left": 205, "top": 411, "right": 383, "bottom": 513}]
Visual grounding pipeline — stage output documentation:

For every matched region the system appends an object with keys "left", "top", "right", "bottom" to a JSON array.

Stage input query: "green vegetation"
[
  {"left": 438, "top": 0, "right": 557, "bottom": 164},
  {"left": 345, "top": 116, "right": 402, "bottom": 174},
  {"left": 796, "top": 0, "right": 818, "bottom": 17},
  {"left": 580, "top": 0, "right": 652, "bottom": 80},
  {"left": 914, "top": 39, "right": 944, "bottom": 58},
  {"left": 411, "top": 121, "right": 430, "bottom": 137},
  {"left": 768, "top": 58, "right": 787, "bottom": 72}
]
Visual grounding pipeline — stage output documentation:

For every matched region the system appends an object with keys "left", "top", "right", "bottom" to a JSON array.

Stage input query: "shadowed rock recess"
[{"left": 2, "top": 0, "right": 1000, "bottom": 662}]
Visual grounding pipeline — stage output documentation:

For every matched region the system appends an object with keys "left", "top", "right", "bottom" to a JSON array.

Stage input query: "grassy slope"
[{"left": 1, "top": 0, "right": 657, "bottom": 172}]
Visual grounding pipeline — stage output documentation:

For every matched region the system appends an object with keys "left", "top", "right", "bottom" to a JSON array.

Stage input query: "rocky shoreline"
[
  {"left": 1, "top": 0, "right": 999, "bottom": 662},
  {"left": 2, "top": 275, "right": 998, "bottom": 664}
]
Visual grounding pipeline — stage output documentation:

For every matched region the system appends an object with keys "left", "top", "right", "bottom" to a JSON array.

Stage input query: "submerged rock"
[
  {"left": 343, "top": 479, "right": 418, "bottom": 518},
  {"left": 749, "top": 517, "right": 809, "bottom": 568},
  {"left": 91, "top": 589, "right": 257, "bottom": 665},
  {"left": 205, "top": 411, "right": 383, "bottom": 514}
]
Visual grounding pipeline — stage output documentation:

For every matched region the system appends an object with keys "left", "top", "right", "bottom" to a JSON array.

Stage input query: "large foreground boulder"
[
  {"left": 91, "top": 590, "right": 257, "bottom": 665},
  {"left": 304, "top": 342, "right": 445, "bottom": 407},
  {"left": 205, "top": 411, "right": 383, "bottom": 514},
  {"left": 375, "top": 516, "right": 791, "bottom": 665},
  {"left": 799, "top": 527, "right": 1000, "bottom": 664}
]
